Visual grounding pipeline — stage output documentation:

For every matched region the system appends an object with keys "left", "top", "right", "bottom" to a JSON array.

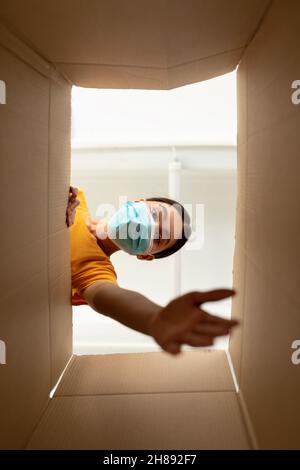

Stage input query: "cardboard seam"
[
  {"left": 54, "top": 389, "right": 237, "bottom": 398},
  {"left": 0, "top": 20, "right": 69, "bottom": 85},
  {"left": 237, "top": 0, "right": 275, "bottom": 65},
  {"left": 47, "top": 82, "right": 72, "bottom": 388},
  {"left": 0, "top": 20, "right": 50, "bottom": 76},
  {"left": 236, "top": 390, "right": 259, "bottom": 450},
  {"left": 246, "top": 50, "right": 299, "bottom": 100},
  {"left": 54, "top": 47, "right": 244, "bottom": 71},
  {"left": 23, "top": 396, "right": 51, "bottom": 450},
  {"left": 225, "top": 350, "right": 239, "bottom": 392},
  {"left": 229, "top": 58, "right": 249, "bottom": 386},
  {"left": 50, "top": 355, "right": 75, "bottom": 398},
  {"left": 47, "top": 80, "right": 53, "bottom": 389},
  {"left": 48, "top": 268, "right": 71, "bottom": 287},
  {"left": 226, "top": 350, "right": 256, "bottom": 449},
  {"left": 237, "top": 57, "right": 248, "bottom": 392},
  {"left": 0, "top": 40, "right": 49, "bottom": 82}
]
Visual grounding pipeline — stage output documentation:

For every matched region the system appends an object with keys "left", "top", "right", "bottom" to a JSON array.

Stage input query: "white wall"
[{"left": 71, "top": 145, "right": 236, "bottom": 354}]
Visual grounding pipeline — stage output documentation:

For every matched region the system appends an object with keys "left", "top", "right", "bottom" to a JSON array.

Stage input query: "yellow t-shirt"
[{"left": 70, "top": 189, "right": 118, "bottom": 306}]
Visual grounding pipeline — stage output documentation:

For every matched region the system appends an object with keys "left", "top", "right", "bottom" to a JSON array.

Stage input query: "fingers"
[
  {"left": 181, "top": 332, "right": 214, "bottom": 347},
  {"left": 68, "top": 187, "right": 79, "bottom": 207},
  {"left": 188, "top": 289, "right": 236, "bottom": 306},
  {"left": 66, "top": 201, "right": 79, "bottom": 220},
  {"left": 200, "top": 310, "right": 238, "bottom": 327},
  {"left": 70, "top": 186, "right": 78, "bottom": 198},
  {"left": 66, "top": 209, "right": 76, "bottom": 226},
  {"left": 193, "top": 322, "right": 232, "bottom": 337},
  {"left": 68, "top": 196, "right": 79, "bottom": 207},
  {"left": 164, "top": 331, "right": 214, "bottom": 353},
  {"left": 70, "top": 199, "right": 80, "bottom": 210},
  {"left": 67, "top": 190, "right": 80, "bottom": 213},
  {"left": 68, "top": 198, "right": 80, "bottom": 209},
  {"left": 66, "top": 190, "right": 80, "bottom": 227}
]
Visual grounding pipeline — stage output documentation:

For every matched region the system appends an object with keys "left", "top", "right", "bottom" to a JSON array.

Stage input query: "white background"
[{"left": 71, "top": 71, "right": 237, "bottom": 354}]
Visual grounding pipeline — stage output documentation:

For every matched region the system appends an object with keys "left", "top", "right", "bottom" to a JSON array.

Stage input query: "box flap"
[
  {"left": 48, "top": 78, "right": 73, "bottom": 387},
  {"left": 27, "top": 351, "right": 251, "bottom": 449},
  {"left": 0, "top": 42, "right": 51, "bottom": 450},
  {"left": 0, "top": 0, "right": 270, "bottom": 89},
  {"left": 55, "top": 350, "right": 235, "bottom": 396},
  {"left": 230, "top": 0, "right": 300, "bottom": 449},
  {"left": 27, "top": 392, "right": 250, "bottom": 450},
  {"left": 0, "top": 26, "right": 72, "bottom": 449}
]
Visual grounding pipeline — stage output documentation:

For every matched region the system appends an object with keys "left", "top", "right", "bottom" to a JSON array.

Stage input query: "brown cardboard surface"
[
  {"left": 229, "top": 241, "right": 246, "bottom": 384},
  {"left": 0, "top": 0, "right": 270, "bottom": 89},
  {"left": 240, "top": 261, "right": 300, "bottom": 449},
  {"left": 229, "top": 57, "right": 248, "bottom": 382},
  {"left": 55, "top": 350, "right": 235, "bottom": 396},
  {"left": 0, "top": 43, "right": 51, "bottom": 449},
  {"left": 37, "top": 351, "right": 249, "bottom": 450},
  {"left": 230, "top": 0, "right": 300, "bottom": 449},
  {"left": 1, "top": 0, "right": 300, "bottom": 451},
  {"left": 48, "top": 78, "right": 72, "bottom": 387},
  {"left": 0, "top": 275, "right": 51, "bottom": 450},
  {"left": 27, "top": 391, "right": 250, "bottom": 450},
  {"left": 0, "top": 22, "right": 52, "bottom": 78},
  {"left": 49, "top": 270, "right": 72, "bottom": 388},
  {"left": 55, "top": 48, "right": 244, "bottom": 90},
  {"left": 0, "top": 23, "right": 72, "bottom": 448}
]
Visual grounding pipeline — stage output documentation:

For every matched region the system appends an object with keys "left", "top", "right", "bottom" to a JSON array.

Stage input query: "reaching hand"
[
  {"left": 66, "top": 186, "right": 80, "bottom": 227},
  {"left": 149, "top": 289, "right": 238, "bottom": 355}
]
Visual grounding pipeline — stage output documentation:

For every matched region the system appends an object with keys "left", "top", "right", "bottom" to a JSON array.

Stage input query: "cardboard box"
[{"left": 0, "top": 0, "right": 299, "bottom": 449}]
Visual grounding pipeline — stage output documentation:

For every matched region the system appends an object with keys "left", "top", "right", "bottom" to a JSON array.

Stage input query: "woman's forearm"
[{"left": 83, "top": 282, "right": 162, "bottom": 336}]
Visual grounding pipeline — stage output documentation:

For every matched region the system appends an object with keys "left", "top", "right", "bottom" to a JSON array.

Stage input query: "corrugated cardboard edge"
[
  {"left": 0, "top": 21, "right": 70, "bottom": 85},
  {"left": 56, "top": 48, "right": 243, "bottom": 90}
]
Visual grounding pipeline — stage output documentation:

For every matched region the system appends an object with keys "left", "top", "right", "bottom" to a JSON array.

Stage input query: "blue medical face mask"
[{"left": 107, "top": 201, "right": 155, "bottom": 255}]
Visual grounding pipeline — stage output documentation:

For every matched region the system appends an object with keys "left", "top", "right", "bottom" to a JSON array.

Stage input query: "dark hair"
[{"left": 146, "top": 197, "right": 192, "bottom": 259}]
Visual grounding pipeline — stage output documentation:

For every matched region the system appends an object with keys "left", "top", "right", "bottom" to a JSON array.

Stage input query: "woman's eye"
[{"left": 151, "top": 209, "right": 158, "bottom": 221}]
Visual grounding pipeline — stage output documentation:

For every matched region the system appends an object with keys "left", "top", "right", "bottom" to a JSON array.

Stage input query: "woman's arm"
[
  {"left": 82, "top": 281, "right": 161, "bottom": 336},
  {"left": 82, "top": 281, "right": 238, "bottom": 355}
]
